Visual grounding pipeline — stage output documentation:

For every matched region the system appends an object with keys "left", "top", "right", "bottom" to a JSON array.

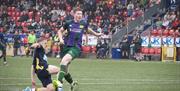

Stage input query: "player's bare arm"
[
  {"left": 58, "top": 27, "right": 65, "bottom": 44},
  {"left": 31, "top": 65, "right": 36, "bottom": 88},
  {"left": 31, "top": 43, "right": 41, "bottom": 48},
  {"left": 87, "top": 27, "right": 102, "bottom": 37}
]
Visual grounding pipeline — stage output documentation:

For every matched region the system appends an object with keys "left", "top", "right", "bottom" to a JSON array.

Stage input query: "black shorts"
[{"left": 36, "top": 68, "right": 52, "bottom": 87}]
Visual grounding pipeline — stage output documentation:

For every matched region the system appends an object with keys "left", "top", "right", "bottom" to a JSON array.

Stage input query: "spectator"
[
  {"left": 28, "top": 30, "right": 36, "bottom": 56},
  {"left": 96, "top": 40, "right": 102, "bottom": 58},
  {"left": 127, "top": 1, "right": 134, "bottom": 17},
  {"left": 121, "top": 35, "right": 129, "bottom": 59},
  {"left": 13, "top": 31, "right": 21, "bottom": 56},
  {"left": 156, "top": 17, "right": 163, "bottom": 27},
  {"left": 51, "top": 11, "right": 59, "bottom": 22},
  {"left": 133, "top": 33, "right": 143, "bottom": 61},
  {"left": 162, "top": 19, "right": 170, "bottom": 28},
  {"left": 19, "top": 11, "right": 29, "bottom": 22}
]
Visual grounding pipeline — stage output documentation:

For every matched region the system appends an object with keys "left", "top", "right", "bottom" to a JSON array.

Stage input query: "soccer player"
[
  {"left": 57, "top": 8, "right": 102, "bottom": 91},
  {"left": 0, "top": 32, "right": 8, "bottom": 65},
  {"left": 24, "top": 40, "right": 61, "bottom": 91}
]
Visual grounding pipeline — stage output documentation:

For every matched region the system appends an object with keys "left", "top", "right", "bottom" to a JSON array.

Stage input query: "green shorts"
[{"left": 60, "top": 46, "right": 80, "bottom": 59}]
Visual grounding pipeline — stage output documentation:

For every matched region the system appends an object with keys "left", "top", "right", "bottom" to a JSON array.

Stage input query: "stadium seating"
[
  {"left": 151, "top": 29, "right": 158, "bottom": 36},
  {"left": 91, "top": 46, "right": 96, "bottom": 53},
  {"left": 162, "top": 29, "right": 169, "bottom": 36},
  {"left": 168, "top": 29, "right": 174, "bottom": 36},
  {"left": 82, "top": 46, "right": 91, "bottom": 53}
]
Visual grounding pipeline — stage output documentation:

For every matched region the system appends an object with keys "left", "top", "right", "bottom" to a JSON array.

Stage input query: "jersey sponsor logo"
[
  {"left": 80, "top": 25, "right": 84, "bottom": 29},
  {"left": 36, "top": 58, "right": 44, "bottom": 70},
  {"left": 71, "top": 28, "right": 82, "bottom": 33}
]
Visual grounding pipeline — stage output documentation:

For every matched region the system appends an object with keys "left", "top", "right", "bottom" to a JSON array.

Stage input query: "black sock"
[{"left": 64, "top": 73, "right": 73, "bottom": 84}]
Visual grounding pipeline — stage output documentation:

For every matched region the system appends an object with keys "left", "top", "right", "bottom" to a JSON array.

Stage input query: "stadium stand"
[{"left": 0, "top": 0, "right": 179, "bottom": 60}]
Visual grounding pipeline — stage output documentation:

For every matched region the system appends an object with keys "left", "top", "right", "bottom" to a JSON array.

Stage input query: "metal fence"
[{"left": 111, "top": 4, "right": 160, "bottom": 45}]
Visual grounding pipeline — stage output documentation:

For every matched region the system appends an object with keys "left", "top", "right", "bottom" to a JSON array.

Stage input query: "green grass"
[{"left": 0, "top": 57, "right": 180, "bottom": 91}]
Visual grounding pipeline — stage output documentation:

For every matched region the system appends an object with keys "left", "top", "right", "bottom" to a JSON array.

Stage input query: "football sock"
[
  {"left": 58, "top": 65, "right": 67, "bottom": 82},
  {"left": 35, "top": 88, "right": 40, "bottom": 91},
  {"left": 64, "top": 73, "right": 73, "bottom": 84},
  {"left": 3, "top": 55, "right": 6, "bottom": 62}
]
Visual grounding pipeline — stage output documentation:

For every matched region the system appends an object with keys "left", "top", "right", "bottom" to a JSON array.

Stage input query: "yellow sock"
[{"left": 36, "top": 88, "right": 40, "bottom": 91}]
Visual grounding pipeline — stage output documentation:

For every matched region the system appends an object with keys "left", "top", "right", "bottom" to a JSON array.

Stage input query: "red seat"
[
  {"left": 143, "top": 48, "right": 149, "bottom": 54},
  {"left": 162, "top": 29, "right": 169, "bottom": 36},
  {"left": 20, "top": 12, "right": 24, "bottom": 16},
  {"left": 16, "top": 22, "right": 21, "bottom": 26},
  {"left": 21, "top": 22, "right": 27, "bottom": 27},
  {"left": 149, "top": 48, "right": 155, "bottom": 54},
  {"left": 28, "top": 12, "right": 33, "bottom": 19},
  {"left": 91, "top": 46, "right": 96, "bottom": 53},
  {"left": 82, "top": 46, "right": 91, "bottom": 53},
  {"left": 175, "top": 30, "right": 180, "bottom": 37},
  {"left": 8, "top": 11, "right": 12, "bottom": 16},
  {"left": 151, "top": 29, "right": 158, "bottom": 36},
  {"left": 141, "top": 47, "right": 145, "bottom": 53},
  {"left": 11, "top": 7, "right": 15, "bottom": 12},
  {"left": 11, "top": 12, "right": 16, "bottom": 17},
  {"left": 16, "top": 17, "right": 20, "bottom": 21},
  {"left": 12, "top": 17, "right": 16, "bottom": 21},
  {"left": 157, "top": 29, "right": 162, "bottom": 35},
  {"left": 16, "top": 12, "right": 20, "bottom": 17},
  {"left": 0, "top": 27, "right": 3, "bottom": 32},
  {"left": 155, "top": 48, "right": 161, "bottom": 54},
  {"left": 169, "top": 29, "right": 174, "bottom": 36}
]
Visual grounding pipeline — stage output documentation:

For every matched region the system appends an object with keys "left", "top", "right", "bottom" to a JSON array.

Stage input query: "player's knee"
[
  {"left": 47, "top": 85, "right": 55, "bottom": 91},
  {"left": 60, "top": 60, "right": 68, "bottom": 65},
  {"left": 54, "top": 67, "right": 60, "bottom": 74},
  {"left": 60, "top": 56, "right": 72, "bottom": 65}
]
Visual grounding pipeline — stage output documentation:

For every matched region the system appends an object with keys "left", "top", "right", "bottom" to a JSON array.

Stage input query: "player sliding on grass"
[
  {"left": 57, "top": 7, "right": 102, "bottom": 91},
  {"left": 23, "top": 40, "right": 62, "bottom": 91}
]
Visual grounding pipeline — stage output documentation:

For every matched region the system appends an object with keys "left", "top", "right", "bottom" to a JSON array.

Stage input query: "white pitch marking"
[{"left": 0, "top": 77, "right": 179, "bottom": 82}]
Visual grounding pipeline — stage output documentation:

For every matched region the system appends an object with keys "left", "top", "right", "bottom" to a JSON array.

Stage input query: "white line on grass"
[
  {"left": 1, "top": 81, "right": 180, "bottom": 86},
  {"left": 0, "top": 77, "right": 180, "bottom": 82}
]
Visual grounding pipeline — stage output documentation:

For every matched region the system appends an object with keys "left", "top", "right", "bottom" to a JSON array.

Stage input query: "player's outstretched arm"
[
  {"left": 87, "top": 27, "right": 102, "bottom": 37},
  {"left": 31, "top": 65, "right": 36, "bottom": 88},
  {"left": 31, "top": 43, "right": 40, "bottom": 48},
  {"left": 58, "top": 27, "right": 65, "bottom": 44}
]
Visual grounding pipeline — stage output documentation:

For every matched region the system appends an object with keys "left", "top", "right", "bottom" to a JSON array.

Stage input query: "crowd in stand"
[
  {"left": 0, "top": 0, "right": 163, "bottom": 57},
  {"left": 120, "top": 3, "right": 180, "bottom": 61}
]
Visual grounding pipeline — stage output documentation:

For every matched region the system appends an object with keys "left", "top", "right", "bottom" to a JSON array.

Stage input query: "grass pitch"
[{"left": 0, "top": 57, "right": 180, "bottom": 91}]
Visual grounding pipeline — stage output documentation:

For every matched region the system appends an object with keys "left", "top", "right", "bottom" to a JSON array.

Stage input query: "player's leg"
[
  {"left": 59, "top": 55, "right": 78, "bottom": 91},
  {"left": 35, "top": 70, "right": 56, "bottom": 91},
  {"left": 58, "top": 46, "right": 80, "bottom": 82},
  {"left": 46, "top": 83, "right": 55, "bottom": 91},
  {"left": 2, "top": 48, "right": 7, "bottom": 65},
  {"left": 47, "top": 65, "right": 60, "bottom": 75},
  {"left": 13, "top": 47, "right": 17, "bottom": 56},
  {"left": 35, "top": 84, "right": 54, "bottom": 91},
  {"left": 58, "top": 53, "right": 73, "bottom": 82}
]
